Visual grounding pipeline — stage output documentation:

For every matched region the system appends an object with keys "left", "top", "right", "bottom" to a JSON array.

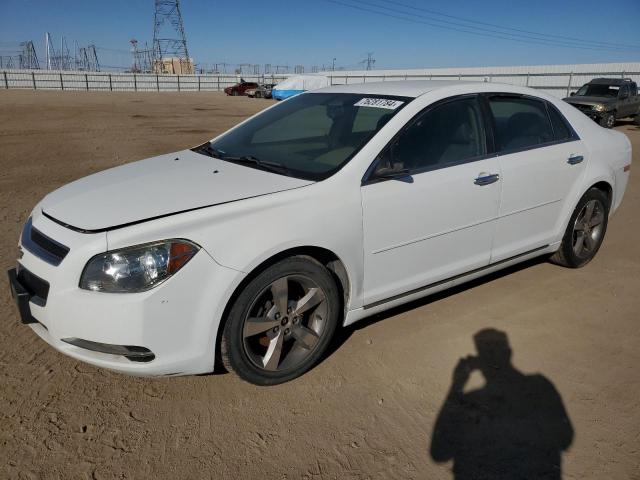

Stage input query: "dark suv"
[{"left": 563, "top": 78, "right": 640, "bottom": 128}]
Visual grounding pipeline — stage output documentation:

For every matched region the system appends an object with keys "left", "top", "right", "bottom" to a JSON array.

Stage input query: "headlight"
[
  {"left": 80, "top": 240, "right": 199, "bottom": 293},
  {"left": 592, "top": 104, "right": 606, "bottom": 112}
]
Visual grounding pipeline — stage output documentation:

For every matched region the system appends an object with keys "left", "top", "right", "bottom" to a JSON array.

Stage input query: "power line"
[
  {"left": 371, "top": 0, "right": 640, "bottom": 50},
  {"left": 321, "top": 0, "right": 640, "bottom": 53}
]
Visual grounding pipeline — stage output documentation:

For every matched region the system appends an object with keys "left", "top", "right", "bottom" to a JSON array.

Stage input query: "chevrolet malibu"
[{"left": 8, "top": 81, "right": 632, "bottom": 385}]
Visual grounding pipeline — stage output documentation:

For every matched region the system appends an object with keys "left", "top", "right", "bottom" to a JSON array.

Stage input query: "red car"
[{"left": 224, "top": 79, "right": 259, "bottom": 96}]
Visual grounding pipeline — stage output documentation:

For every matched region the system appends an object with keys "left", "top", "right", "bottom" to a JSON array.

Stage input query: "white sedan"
[{"left": 8, "top": 81, "right": 632, "bottom": 385}]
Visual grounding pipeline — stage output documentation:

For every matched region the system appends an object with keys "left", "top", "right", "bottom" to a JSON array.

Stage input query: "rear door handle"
[
  {"left": 568, "top": 154, "right": 584, "bottom": 165},
  {"left": 474, "top": 173, "right": 500, "bottom": 186}
]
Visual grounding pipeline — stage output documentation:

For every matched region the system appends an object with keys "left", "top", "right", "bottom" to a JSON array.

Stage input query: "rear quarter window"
[{"left": 547, "top": 103, "right": 574, "bottom": 141}]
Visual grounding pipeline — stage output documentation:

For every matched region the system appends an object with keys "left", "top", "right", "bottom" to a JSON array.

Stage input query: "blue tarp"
[{"left": 272, "top": 75, "right": 331, "bottom": 100}]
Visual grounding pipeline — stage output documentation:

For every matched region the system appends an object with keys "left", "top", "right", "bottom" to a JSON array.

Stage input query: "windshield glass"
[
  {"left": 575, "top": 84, "right": 620, "bottom": 97},
  {"left": 200, "top": 92, "right": 411, "bottom": 180}
]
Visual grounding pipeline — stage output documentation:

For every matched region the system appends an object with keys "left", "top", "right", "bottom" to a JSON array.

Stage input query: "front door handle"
[
  {"left": 474, "top": 173, "right": 500, "bottom": 186},
  {"left": 568, "top": 154, "right": 584, "bottom": 165}
]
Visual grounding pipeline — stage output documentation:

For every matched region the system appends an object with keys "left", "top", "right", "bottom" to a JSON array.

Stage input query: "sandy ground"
[{"left": 0, "top": 91, "right": 639, "bottom": 480}]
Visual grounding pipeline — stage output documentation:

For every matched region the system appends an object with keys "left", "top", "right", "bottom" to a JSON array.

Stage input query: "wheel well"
[
  {"left": 590, "top": 181, "right": 613, "bottom": 208},
  {"left": 213, "top": 247, "right": 351, "bottom": 372}
]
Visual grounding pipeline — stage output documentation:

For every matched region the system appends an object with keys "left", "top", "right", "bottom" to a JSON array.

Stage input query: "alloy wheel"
[
  {"left": 572, "top": 199, "right": 605, "bottom": 258},
  {"left": 241, "top": 275, "right": 328, "bottom": 372}
]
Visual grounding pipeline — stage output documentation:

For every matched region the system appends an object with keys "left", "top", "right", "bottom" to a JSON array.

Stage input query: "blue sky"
[{"left": 1, "top": 0, "right": 639, "bottom": 71}]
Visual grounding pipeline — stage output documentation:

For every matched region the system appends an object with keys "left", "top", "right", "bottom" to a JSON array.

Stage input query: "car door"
[
  {"left": 617, "top": 84, "right": 632, "bottom": 117},
  {"left": 361, "top": 95, "right": 501, "bottom": 306},
  {"left": 487, "top": 95, "right": 587, "bottom": 262}
]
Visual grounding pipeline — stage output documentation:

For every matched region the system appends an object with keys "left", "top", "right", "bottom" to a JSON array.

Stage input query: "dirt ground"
[{"left": 0, "top": 91, "right": 639, "bottom": 480}]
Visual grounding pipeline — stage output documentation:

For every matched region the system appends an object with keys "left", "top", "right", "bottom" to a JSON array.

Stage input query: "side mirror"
[
  {"left": 620, "top": 92, "right": 629, "bottom": 100},
  {"left": 374, "top": 160, "right": 409, "bottom": 179},
  {"left": 570, "top": 92, "right": 576, "bottom": 96}
]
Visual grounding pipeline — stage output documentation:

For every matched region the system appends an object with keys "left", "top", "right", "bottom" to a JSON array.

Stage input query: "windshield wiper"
[
  {"left": 194, "top": 142, "right": 289, "bottom": 175},
  {"left": 194, "top": 142, "right": 227, "bottom": 158},
  {"left": 221, "top": 155, "right": 290, "bottom": 175}
]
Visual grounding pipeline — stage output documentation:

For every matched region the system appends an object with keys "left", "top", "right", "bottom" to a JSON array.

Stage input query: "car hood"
[
  {"left": 40, "top": 149, "right": 313, "bottom": 232},
  {"left": 564, "top": 96, "right": 615, "bottom": 106}
]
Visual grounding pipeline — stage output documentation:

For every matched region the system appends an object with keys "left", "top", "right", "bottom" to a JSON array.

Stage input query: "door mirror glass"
[
  {"left": 570, "top": 92, "right": 576, "bottom": 96},
  {"left": 374, "top": 158, "right": 408, "bottom": 178}
]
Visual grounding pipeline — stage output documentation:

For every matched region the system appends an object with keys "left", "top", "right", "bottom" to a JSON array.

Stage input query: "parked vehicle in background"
[
  {"left": 224, "top": 79, "right": 259, "bottom": 96},
  {"left": 563, "top": 78, "right": 640, "bottom": 128},
  {"left": 246, "top": 84, "right": 276, "bottom": 99},
  {"left": 8, "top": 81, "right": 632, "bottom": 385}
]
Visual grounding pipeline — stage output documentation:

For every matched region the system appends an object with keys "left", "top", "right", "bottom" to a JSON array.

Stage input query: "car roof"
[
  {"left": 588, "top": 78, "right": 635, "bottom": 85},
  {"left": 312, "top": 80, "right": 520, "bottom": 98}
]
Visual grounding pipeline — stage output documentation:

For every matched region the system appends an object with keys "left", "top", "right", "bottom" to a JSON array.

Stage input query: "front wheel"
[
  {"left": 599, "top": 112, "right": 615, "bottom": 128},
  {"left": 550, "top": 188, "right": 609, "bottom": 268},
  {"left": 221, "top": 256, "right": 340, "bottom": 385}
]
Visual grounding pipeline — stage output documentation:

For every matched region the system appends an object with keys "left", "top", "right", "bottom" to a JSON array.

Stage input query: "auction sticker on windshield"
[{"left": 354, "top": 98, "right": 404, "bottom": 109}]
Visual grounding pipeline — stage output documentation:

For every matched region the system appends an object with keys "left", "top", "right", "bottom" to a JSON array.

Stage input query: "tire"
[
  {"left": 255, "top": 91, "right": 262, "bottom": 99},
  {"left": 231, "top": 90, "right": 239, "bottom": 96},
  {"left": 550, "top": 188, "right": 609, "bottom": 268},
  {"left": 221, "top": 256, "right": 340, "bottom": 385},
  {"left": 599, "top": 112, "right": 615, "bottom": 128}
]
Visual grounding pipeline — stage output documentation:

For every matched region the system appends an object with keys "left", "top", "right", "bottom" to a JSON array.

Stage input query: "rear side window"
[
  {"left": 547, "top": 104, "right": 573, "bottom": 141},
  {"left": 489, "top": 96, "right": 554, "bottom": 152}
]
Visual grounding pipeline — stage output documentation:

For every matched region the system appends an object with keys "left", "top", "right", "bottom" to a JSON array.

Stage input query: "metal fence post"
[
  {"left": 526, "top": 73, "right": 530, "bottom": 86},
  {"left": 156, "top": 74, "right": 160, "bottom": 92},
  {"left": 217, "top": 75, "right": 220, "bottom": 91},
  {"left": 31, "top": 71, "right": 36, "bottom": 89},
  {"left": 134, "top": 74, "right": 137, "bottom": 91},
  {"left": 3, "top": 71, "right": 8, "bottom": 89},
  {"left": 85, "top": 73, "right": 89, "bottom": 91},
  {"left": 59, "top": 72, "right": 64, "bottom": 91},
  {"left": 198, "top": 75, "right": 201, "bottom": 91},
  {"left": 109, "top": 74, "right": 112, "bottom": 91},
  {"left": 566, "top": 72, "right": 573, "bottom": 97}
]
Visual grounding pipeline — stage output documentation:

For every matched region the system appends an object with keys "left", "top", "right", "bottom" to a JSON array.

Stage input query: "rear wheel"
[
  {"left": 221, "top": 256, "right": 340, "bottom": 385},
  {"left": 599, "top": 112, "right": 615, "bottom": 128},
  {"left": 551, "top": 188, "right": 609, "bottom": 268}
]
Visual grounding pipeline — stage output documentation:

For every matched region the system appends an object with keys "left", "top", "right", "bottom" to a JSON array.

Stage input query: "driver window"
[
  {"left": 619, "top": 85, "right": 629, "bottom": 99},
  {"left": 388, "top": 96, "right": 486, "bottom": 172}
]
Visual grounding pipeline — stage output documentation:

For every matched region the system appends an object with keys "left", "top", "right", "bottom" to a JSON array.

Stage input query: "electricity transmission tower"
[
  {"left": 45, "top": 32, "right": 59, "bottom": 70},
  {"left": 359, "top": 52, "right": 375, "bottom": 70},
  {"left": 76, "top": 45, "right": 100, "bottom": 72},
  {"left": 130, "top": 39, "right": 153, "bottom": 72},
  {"left": 19, "top": 41, "right": 39, "bottom": 69},
  {"left": 152, "top": 0, "right": 192, "bottom": 74}
]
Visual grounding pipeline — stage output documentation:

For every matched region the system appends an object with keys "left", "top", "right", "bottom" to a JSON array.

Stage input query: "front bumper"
[{"left": 8, "top": 213, "right": 245, "bottom": 376}]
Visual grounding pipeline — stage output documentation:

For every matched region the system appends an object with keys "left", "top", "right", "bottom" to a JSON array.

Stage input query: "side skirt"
[{"left": 344, "top": 243, "right": 558, "bottom": 327}]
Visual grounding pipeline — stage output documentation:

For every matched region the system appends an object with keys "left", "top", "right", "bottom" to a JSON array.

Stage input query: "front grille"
[
  {"left": 21, "top": 217, "right": 69, "bottom": 266},
  {"left": 17, "top": 264, "right": 50, "bottom": 306}
]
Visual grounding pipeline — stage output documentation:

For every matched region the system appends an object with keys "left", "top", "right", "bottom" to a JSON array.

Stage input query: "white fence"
[
  {"left": 0, "top": 70, "right": 289, "bottom": 92},
  {"left": 2, "top": 63, "right": 640, "bottom": 98},
  {"left": 324, "top": 62, "right": 640, "bottom": 98},
  {"left": 326, "top": 71, "right": 640, "bottom": 98}
]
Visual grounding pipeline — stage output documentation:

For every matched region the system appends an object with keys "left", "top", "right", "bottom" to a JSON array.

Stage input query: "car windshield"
[
  {"left": 198, "top": 92, "right": 411, "bottom": 180},
  {"left": 575, "top": 84, "right": 620, "bottom": 97}
]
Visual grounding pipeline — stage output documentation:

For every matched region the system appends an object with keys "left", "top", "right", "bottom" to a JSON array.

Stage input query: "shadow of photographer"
[{"left": 430, "top": 328, "right": 574, "bottom": 480}]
